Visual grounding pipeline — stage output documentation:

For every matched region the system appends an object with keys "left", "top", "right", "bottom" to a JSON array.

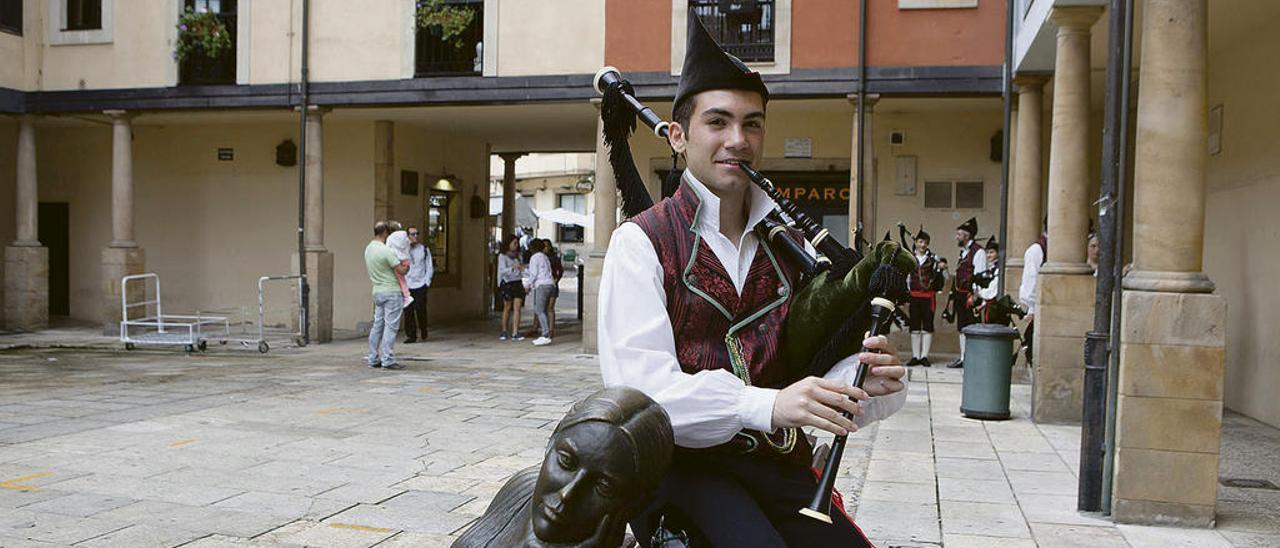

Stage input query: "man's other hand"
[{"left": 771, "top": 377, "right": 867, "bottom": 437}]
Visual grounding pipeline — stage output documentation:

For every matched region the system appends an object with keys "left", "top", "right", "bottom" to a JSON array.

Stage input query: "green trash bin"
[{"left": 959, "top": 323, "right": 1019, "bottom": 420}]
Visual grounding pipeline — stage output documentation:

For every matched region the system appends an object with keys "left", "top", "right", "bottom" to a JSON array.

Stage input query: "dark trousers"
[
  {"left": 955, "top": 291, "right": 978, "bottom": 330},
  {"left": 403, "top": 285, "right": 428, "bottom": 340},
  {"left": 631, "top": 453, "right": 872, "bottom": 548},
  {"left": 908, "top": 296, "right": 935, "bottom": 332}
]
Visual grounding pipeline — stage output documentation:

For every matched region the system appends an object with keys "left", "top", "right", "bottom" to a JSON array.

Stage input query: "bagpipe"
[{"left": 593, "top": 66, "right": 917, "bottom": 523}]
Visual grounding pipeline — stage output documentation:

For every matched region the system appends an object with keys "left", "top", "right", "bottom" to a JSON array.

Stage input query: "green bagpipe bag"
[{"left": 782, "top": 240, "right": 918, "bottom": 377}]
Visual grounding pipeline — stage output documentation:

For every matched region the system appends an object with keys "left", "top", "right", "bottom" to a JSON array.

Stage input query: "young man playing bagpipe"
[{"left": 597, "top": 13, "right": 910, "bottom": 547}]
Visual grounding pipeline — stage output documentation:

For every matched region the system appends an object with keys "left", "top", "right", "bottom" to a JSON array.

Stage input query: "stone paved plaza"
[{"left": 0, "top": 322, "right": 1277, "bottom": 547}]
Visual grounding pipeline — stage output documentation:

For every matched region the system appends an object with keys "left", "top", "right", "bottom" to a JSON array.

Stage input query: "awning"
[{"left": 533, "top": 208, "right": 592, "bottom": 228}]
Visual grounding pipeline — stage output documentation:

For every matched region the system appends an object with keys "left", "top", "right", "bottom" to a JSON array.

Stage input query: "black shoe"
[
  {"left": 906, "top": 357, "right": 921, "bottom": 367},
  {"left": 947, "top": 359, "right": 964, "bottom": 369},
  {"left": 383, "top": 363, "right": 405, "bottom": 370},
  {"left": 920, "top": 357, "right": 932, "bottom": 368},
  {"left": 367, "top": 362, "right": 382, "bottom": 368}
]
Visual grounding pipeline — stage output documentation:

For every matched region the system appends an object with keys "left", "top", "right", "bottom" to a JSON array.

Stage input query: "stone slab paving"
[
  {"left": 0, "top": 324, "right": 1276, "bottom": 547},
  {"left": 853, "top": 366, "right": 1280, "bottom": 548}
]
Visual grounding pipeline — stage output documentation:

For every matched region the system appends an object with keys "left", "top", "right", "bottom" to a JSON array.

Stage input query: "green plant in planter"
[
  {"left": 415, "top": 0, "right": 476, "bottom": 48},
  {"left": 174, "top": 7, "right": 233, "bottom": 63}
]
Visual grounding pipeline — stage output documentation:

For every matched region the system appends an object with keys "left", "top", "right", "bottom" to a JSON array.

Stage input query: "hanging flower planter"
[
  {"left": 174, "top": 7, "right": 233, "bottom": 63},
  {"left": 415, "top": 0, "right": 475, "bottom": 48}
]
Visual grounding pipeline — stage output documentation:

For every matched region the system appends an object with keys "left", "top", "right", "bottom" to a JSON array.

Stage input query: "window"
[
  {"left": 955, "top": 181, "right": 984, "bottom": 209},
  {"left": 689, "top": 0, "right": 775, "bottom": 62},
  {"left": 415, "top": 0, "right": 484, "bottom": 76},
  {"left": 923, "top": 180, "right": 985, "bottom": 210},
  {"left": 0, "top": 0, "right": 21, "bottom": 35},
  {"left": 427, "top": 188, "right": 460, "bottom": 280},
  {"left": 179, "top": 0, "right": 237, "bottom": 85},
  {"left": 66, "top": 0, "right": 102, "bottom": 31},
  {"left": 557, "top": 193, "right": 586, "bottom": 243}
]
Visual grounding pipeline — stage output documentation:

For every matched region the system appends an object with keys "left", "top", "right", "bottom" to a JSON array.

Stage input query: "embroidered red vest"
[
  {"left": 630, "top": 182, "right": 805, "bottom": 391},
  {"left": 955, "top": 240, "right": 983, "bottom": 293}
]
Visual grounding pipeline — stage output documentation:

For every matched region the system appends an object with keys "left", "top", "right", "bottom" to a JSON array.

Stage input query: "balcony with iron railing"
[
  {"left": 178, "top": 1, "right": 237, "bottom": 86},
  {"left": 415, "top": 1, "right": 484, "bottom": 77},
  {"left": 690, "top": 0, "right": 775, "bottom": 63}
]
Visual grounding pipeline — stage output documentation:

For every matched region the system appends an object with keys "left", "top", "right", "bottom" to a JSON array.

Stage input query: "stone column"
[
  {"left": 1031, "top": 7, "right": 1101, "bottom": 424},
  {"left": 846, "top": 94, "right": 879, "bottom": 245},
  {"left": 4, "top": 115, "right": 48, "bottom": 330},
  {"left": 295, "top": 106, "right": 333, "bottom": 342},
  {"left": 101, "top": 111, "right": 146, "bottom": 334},
  {"left": 374, "top": 120, "right": 394, "bottom": 222},
  {"left": 499, "top": 153, "right": 523, "bottom": 241},
  {"left": 1112, "top": 0, "right": 1221, "bottom": 526},
  {"left": 1008, "top": 76, "right": 1047, "bottom": 269},
  {"left": 583, "top": 99, "right": 617, "bottom": 353}
]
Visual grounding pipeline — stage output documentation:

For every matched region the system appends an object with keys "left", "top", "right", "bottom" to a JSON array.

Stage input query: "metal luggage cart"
[
  {"left": 223, "top": 275, "right": 307, "bottom": 353},
  {"left": 119, "top": 273, "right": 230, "bottom": 352}
]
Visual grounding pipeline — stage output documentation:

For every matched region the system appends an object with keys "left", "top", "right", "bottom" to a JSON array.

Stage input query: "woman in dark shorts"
[{"left": 497, "top": 235, "right": 526, "bottom": 340}]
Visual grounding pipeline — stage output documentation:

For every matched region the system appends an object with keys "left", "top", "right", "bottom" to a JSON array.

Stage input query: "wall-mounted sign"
[
  {"left": 784, "top": 138, "right": 812, "bottom": 159},
  {"left": 774, "top": 184, "right": 850, "bottom": 204},
  {"left": 217, "top": 148, "right": 234, "bottom": 161}
]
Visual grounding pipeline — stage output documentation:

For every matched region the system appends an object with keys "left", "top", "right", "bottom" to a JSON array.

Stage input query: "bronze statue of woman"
[{"left": 453, "top": 387, "right": 674, "bottom": 548}]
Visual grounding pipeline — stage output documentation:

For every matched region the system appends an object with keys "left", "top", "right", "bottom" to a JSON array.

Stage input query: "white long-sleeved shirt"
[
  {"left": 497, "top": 253, "right": 523, "bottom": 284},
  {"left": 598, "top": 172, "right": 907, "bottom": 448},
  {"left": 406, "top": 244, "right": 434, "bottom": 289},
  {"left": 525, "top": 252, "right": 556, "bottom": 289},
  {"left": 1018, "top": 243, "right": 1044, "bottom": 314}
]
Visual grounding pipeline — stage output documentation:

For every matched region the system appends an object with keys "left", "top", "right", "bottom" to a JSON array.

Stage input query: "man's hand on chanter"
[
  {"left": 771, "top": 377, "right": 866, "bottom": 437},
  {"left": 857, "top": 334, "right": 906, "bottom": 397}
]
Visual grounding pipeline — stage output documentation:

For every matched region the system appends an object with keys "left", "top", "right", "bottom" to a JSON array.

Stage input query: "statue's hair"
[{"left": 552, "top": 386, "right": 674, "bottom": 492}]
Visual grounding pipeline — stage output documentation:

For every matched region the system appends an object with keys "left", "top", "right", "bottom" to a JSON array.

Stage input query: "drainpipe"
[
  {"left": 996, "top": 0, "right": 1014, "bottom": 295},
  {"left": 855, "top": 0, "right": 867, "bottom": 251},
  {"left": 296, "top": 0, "right": 311, "bottom": 345},
  {"left": 1099, "top": 0, "right": 1135, "bottom": 515},
  {"left": 1080, "top": 0, "right": 1133, "bottom": 512}
]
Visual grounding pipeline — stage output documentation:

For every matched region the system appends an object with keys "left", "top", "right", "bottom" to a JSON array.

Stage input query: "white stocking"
[
  {"left": 959, "top": 334, "right": 967, "bottom": 360},
  {"left": 911, "top": 332, "right": 922, "bottom": 358},
  {"left": 922, "top": 332, "right": 933, "bottom": 358}
]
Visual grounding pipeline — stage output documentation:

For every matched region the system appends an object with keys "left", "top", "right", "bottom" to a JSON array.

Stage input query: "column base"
[
  {"left": 1031, "top": 272, "right": 1095, "bottom": 424},
  {"left": 1112, "top": 290, "right": 1224, "bottom": 527},
  {"left": 293, "top": 250, "right": 334, "bottom": 343},
  {"left": 580, "top": 251, "right": 605, "bottom": 354},
  {"left": 1040, "top": 261, "right": 1095, "bottom": 275},
  {"left": 1123, "top": 269, "right": 1215, "bottom": 293},
  {"left": 101, "top": 247, "right": 146, "bottom": 335},
  {"left": 5, "top": 246, "right": 49, "bottom": 331}
]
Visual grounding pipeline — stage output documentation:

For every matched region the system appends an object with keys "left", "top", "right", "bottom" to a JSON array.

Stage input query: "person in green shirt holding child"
[{"left": 365, "top": 221, "right": 409, "bottom": 369}]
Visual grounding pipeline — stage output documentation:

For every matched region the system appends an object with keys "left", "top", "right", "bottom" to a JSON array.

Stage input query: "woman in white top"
[{"left": 524, "top": 239, "right": 557, "bottom": 346}]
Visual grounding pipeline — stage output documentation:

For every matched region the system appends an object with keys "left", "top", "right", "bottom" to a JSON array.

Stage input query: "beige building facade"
[{"left": 1013, "top": 0, "right": 1280, "bottom": 526}]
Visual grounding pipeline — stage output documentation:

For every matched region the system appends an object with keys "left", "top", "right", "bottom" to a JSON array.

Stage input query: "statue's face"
[{"left": 531, "top": 421, "right": 635, "bottom": 543}]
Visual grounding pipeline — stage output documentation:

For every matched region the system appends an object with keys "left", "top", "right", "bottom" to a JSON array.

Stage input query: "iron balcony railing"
[{"left": 690, "top": 0, "right": 775, "bottom": 63}]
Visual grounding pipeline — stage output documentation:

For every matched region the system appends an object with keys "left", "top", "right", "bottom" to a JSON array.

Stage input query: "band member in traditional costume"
[
  {"left": 597, "top": 13, "right": 907, "bottom": 547},
  {"left": 905, "top": 226, "right": 944, "bottom": 367},
  {"left": 947, "top": 217, "right": 988, "bottom": 368}
]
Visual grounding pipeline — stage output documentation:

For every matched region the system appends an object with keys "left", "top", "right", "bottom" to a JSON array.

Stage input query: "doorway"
[{"left": 38, "top": 202, "right": 70, "bottom": 317}]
